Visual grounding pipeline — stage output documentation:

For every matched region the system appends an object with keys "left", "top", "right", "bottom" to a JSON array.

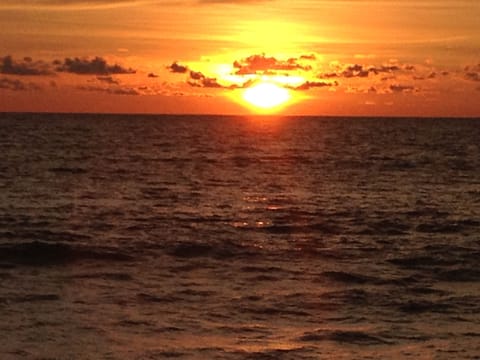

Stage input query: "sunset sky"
[{"left": 1, "top": 0, "right": 479, "bottom": 116}]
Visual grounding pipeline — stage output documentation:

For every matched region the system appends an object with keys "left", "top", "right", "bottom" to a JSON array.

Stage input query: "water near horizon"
[{"left": 0, "top": 113, "right": 479, "bottom": 359}]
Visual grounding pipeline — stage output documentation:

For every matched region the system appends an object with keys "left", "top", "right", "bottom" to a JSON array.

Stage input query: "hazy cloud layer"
[
  {"left": 55, "top": 57, "right": 136, "bottom": 75},
  {"left": 96, "top": 76, "right": 120, "bottom": 84},
  {"left": 197, "top": 0, "right": 273, "bottom": 4},
  {"left": 0, "top": 77, "right": 42, "bottom": 91},
  {"left": 0, "top": 0, "right": 152, "bottom": 10},
  {"left": 78, "top": 84, "right": 140, "bottom": 95},
  {"left": 1, "top": 55, "right": 53, "bottom": 76},
  {"left": 167, "top": 55, "right": 435, "bottom": 94}
]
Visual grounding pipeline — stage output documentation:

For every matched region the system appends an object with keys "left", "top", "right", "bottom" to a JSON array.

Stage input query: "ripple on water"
[
  {"left": 0, "top": 241, "right": 133, "bottom": 266},
  {"left": 299, "top": 329, "right": 392, "bottom": 345}
]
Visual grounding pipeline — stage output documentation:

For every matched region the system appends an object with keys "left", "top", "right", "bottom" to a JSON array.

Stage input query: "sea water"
[{"left": 0, "top": 113, "right": 479, "bottom": 359}]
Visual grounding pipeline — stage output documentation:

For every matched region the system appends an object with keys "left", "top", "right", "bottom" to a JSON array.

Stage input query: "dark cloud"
[
  {"left": 148, "top": 73, "right": 159, "bottom": 78},
  {"left": 368, "top": 64, "right": 401, "bottom": 75},
  {"left": 466, "top": 72, "right": 480, "bottom": 81},
  {"left": 319, "top": 63, "right": 402, "bottom": 80},
  {"left": 1, "top": 55, "right": 53, "bottom": 76},
  {"left": 342, "top": 64, "right": 369, "bottom": 78},
  {"left": 233, "top": 54, "right": 311, "bottom": 75},
  {"left": 291, "top": 81, "right": 337, "bottom": 91},
  {"left": 201, "top": 78, "right": 223, "bottom": 88},
  {"left": 413, "top": 72, "right": 437, "bottom": 81},
  {"left": 187, "top": 70, "right": 252, "bottom": 89},
  {"left": 110, "top": 87, "right": 140, "bottom": 95},
  {"left": 189, "top": 70, "right": 205, "bottom": 80},
  {"left": 465, "top": 64, "right": 480, "bottom": 82},
  {"left": 300, "top": 54, "right": 317, "bottom": 61},
  {"left": 56, "top": 57, "right": 135, "bottom": 75},
  {"left": 187, "top": 71, "right": 223, "bottom": 88},
  {"left": 96, "top": 76, "right": 120, "bottom": 84},
  {"left": 77, "top": 85, "right": 139, "bottom": 95},
  {"left": 322, "top": 72, "right": 338, "bottom": 79},
  {"left": 0, "top": 77, "right": 42, "bottom": 91},
  {"left": 168, "top": 62, "right": 188, "bottom": 74},
  {"left": 390, "top": 84, "right": 416, "bottom": 93}
]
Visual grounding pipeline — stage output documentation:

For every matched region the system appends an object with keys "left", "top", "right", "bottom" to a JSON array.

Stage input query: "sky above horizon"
[{"left": 1, "top": 0, "right": 479, "bottom": 116}]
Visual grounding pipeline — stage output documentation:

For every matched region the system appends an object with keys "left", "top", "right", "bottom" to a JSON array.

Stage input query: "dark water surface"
[{"left": 1, "top": 113, "right": 479, "bottom": 359}]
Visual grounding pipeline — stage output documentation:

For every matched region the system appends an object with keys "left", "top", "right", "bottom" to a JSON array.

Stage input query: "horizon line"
[{"left": 1, "top": 111, "right": 479, "bottom": 120}]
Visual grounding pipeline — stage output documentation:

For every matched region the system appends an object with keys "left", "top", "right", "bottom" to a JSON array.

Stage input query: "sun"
[{"left": 242, "top": 82, "right": 291, "bottom": 110}]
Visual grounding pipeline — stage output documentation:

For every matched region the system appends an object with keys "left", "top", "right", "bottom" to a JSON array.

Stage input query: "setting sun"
[{"left": 242, "top": 82, "right": 291, "bottom": 110}]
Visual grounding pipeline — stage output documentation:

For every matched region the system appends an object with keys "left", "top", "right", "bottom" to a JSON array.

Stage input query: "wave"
[
  {"left": 0, "top": 241, "right": 133, "bottom": 266},
  {"left": 0, "top": 229, "right": 91, "bottom": 242},
  {"left": 48, "top": 167, "right": 88, "bottom": 174},
  {"left": 71, "top": 272, "right": 133, "bottom": 281},
  {"left": 166, "top": 241, "right": 254, "bottom": 260},
  {"left": 319, "top": 271, "right": 376, "bottom": 284},
  {"left": 388, "top": 255, "right": 457, "bottom": 268},
  {"left": 437, "top": 268, "right": 480, "bottom": 282},
  {"left": 137, "top": 293, "right": 180, "bottom": 304},
  {"left": 258, "top": 222, "right": 340, "bottom": 235},
  {"left": 398, "top": 300, "right": 455, "bottom": 314},
  {"left": 299, "top": 329, "right": 392, "bottom": 345}
]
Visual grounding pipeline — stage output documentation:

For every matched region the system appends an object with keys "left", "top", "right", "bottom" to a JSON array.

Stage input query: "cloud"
[
  {"left": 319, "top": 63, "right": 404, "bottom": 80},
  {"left": 148, "top": 73, "right": 159, "bottom": 78},
  {"left": 368, "top": 64, "right": 401, "bottom": 75},
  {"left": 96, "top": 76, "right": 120, "bottom": 84},
  {"left": 0, "top": 77, "right": 42, "bottom": 91},
  {"left": 55, "top": 57, "right": 135, "bottom": 75},
  {"left": 77, "top": 84, "right": 140, "bottom": 95},
  {"left": 465, "top": 72, "right": 480, "bottom": 81},
  {"left": 291, "top": 80, "right": 337, "bottom": 91},
  {"left": 187, "top": 70, "right": 224, "bottom": 88},
  {"left": 168, "top": 56, "right": 448, "bottom": 95},
  {"left": 189, "top": 70, "right": 204, "bottom": 80},
  {"left": 1, "top": 55, "right": 53, "bottom": 76},
  {"left": 233, "top": 54, "right": 311, "bottom": 75},
  {"left": 465, "top": 64, "right": 480, "bottom": 81},
  {"left": 167, "top": 62, "right": 189, "bottom": 74},
  {"left": 197, "top": 0, "right": 273, "bottom": 4},
  {"left": 0, "top": 0, "right": 153, "bottom": 10},
  {"left": 389, "top": 84, "right": 416, "bottom": 93},
  {"left": 342, "top": 64, "right": 369, "bottom": 78},
  {"left": 187, "top": 69, "right": 252, "bottom": 89},
  {"left": 300, "top": 54, "right": 317, "bottom": 61}
]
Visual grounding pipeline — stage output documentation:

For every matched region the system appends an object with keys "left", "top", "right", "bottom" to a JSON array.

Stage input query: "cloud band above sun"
[{"left": 1, "top": 0, "right": 479, "bottom": 115}]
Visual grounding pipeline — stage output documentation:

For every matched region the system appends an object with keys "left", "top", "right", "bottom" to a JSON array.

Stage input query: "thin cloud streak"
[{"left": 0, "top": 0, "right": 157, "bottom": 11}]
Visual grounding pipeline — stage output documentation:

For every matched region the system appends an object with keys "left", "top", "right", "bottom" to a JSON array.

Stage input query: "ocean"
[{"left": 0, "top": 113, "right": 479, "bottom": 359}]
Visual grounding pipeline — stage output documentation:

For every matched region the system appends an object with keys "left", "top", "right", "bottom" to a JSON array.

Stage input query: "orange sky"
[{"left": 1, "top": 0, "right": 479, "bottom": 116}]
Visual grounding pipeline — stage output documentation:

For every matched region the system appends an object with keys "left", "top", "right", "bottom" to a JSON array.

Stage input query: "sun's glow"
[{"left": 242, "top": 82, "right": 291, "bottom": 110}]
